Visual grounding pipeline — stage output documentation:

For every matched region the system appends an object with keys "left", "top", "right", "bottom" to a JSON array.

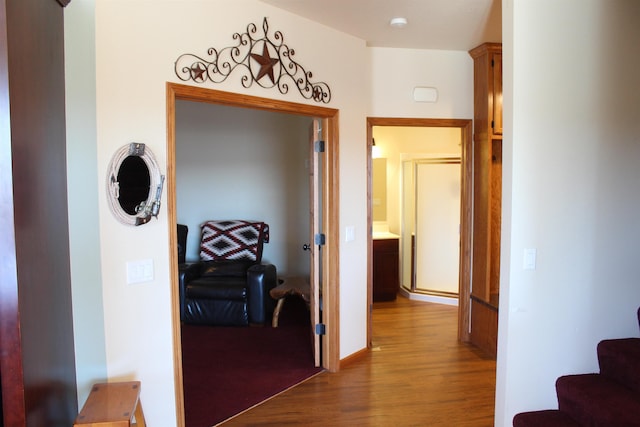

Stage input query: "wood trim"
[
  {"left": 468, "top": 42, "right": 502, "bottom": 60},
  {"left": 470, "top": 299, "right": 498, "bottom": 358},
  {"left": 339, "top": 347, "right": 368, "bottom": 368},
  {"left": 459, "top": 120, "right": 473, "bottom": 342},
  {"left": 166, "top": 83, "right": 184, "bottom": 427},
  {"left": 170, "top": 83, "right": 336, "bottom": 117},
  {"left": 366, "top": 121, "right": 373, "bottom": 347},
  {"left": 368, "top": 117, "right": 473, "bottom": 128},
  {"left": 166, "top": 83, "right": 341, "bottom": 425},
  {"left": 365, "top": 117, "right": 473, "bottom": 345},
  {"left": 324, "top": 114, "right": 341, "bottom": 372}
]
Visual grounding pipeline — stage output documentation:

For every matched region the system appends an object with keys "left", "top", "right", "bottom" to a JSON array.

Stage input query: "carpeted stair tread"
[
  {"left": 513, "top": 307, "right": 640, "bottom": 425},
  {"left": 598, "top": 338, "right": 640, "bottom": 393},
  {"left": 556, "top": 373, "right": 640, "bottom": 427},
  {"left": 513, "top": 409, "right": 581, "bottom": 427}
]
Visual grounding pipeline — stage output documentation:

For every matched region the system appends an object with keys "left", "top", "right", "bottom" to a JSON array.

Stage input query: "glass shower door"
[
  {"left": 414, "top": 159, "right": 461, "bottom": 296},
  {"left": 401, "top": 158, "right": 461, "bottom": 297},
  {"left": 401, "top": 160, "right": 415, "bottom": 291}
]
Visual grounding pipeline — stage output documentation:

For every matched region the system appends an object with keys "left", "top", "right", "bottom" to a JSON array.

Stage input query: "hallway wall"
[{"left": 497, "top": 0, "right": 640, "bottom": 423}]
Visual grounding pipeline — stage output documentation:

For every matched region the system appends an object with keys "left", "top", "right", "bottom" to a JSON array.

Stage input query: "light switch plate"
[
  {"left": 126, "top": 259, "right": 154, "bottom": 284},
  {"left": 523, "top": 248, "right": 537, "bottom": 270},
  {"left": 345, "top": 225, "right": 355, "bottom": 242}
]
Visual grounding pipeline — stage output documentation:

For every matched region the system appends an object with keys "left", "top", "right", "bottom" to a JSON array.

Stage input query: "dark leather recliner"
[
  {"left": 178, "top": 220, "right": 277, "bottom": 326},
  {"left": 177, "top": 223, "right": 188, "bottom": 264}
]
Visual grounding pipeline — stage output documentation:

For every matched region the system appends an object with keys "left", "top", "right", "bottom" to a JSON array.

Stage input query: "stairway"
[{"left": 513, "top": 307, "right": 640, "bottom": 427}]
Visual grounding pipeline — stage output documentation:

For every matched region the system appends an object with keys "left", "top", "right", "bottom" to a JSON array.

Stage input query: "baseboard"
[
  {"left": 399, "top": 287, "right": 459, "bottom": 306},
  {"left": 340, "top": 347, "right": 369, "bottom": 368}
]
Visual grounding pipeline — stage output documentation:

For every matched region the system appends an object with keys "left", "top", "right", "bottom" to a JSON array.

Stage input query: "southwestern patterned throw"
[{"left": 199, "top": 220, "right": 269, "bottom": 262}]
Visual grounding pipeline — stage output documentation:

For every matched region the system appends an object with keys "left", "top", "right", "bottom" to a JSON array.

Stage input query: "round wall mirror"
[{"left": 106, "top": 143, "right": 165, "bottom": 226}]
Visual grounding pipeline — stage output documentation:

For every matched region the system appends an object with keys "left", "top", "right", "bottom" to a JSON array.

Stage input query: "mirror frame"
[{"left": 106, "top": 142, "right": 165, "bottom": 226}]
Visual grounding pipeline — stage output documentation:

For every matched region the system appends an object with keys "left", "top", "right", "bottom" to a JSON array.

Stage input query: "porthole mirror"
[{"left": 106, "top": 143, "right": 165, "bottom": 226}]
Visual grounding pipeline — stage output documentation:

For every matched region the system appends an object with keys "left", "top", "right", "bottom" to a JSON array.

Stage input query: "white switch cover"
[
  {"left": 345, "top": 226, "right": 355, "bottom": 242},
  {"left": 127, "top": 259, "right": 154, "bottom": 284},
  {"left": 523, "top": 248, "right": 537, "bottom": 270}
]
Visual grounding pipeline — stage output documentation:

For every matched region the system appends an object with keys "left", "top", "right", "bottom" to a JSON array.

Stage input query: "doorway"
[
  {"left": 366, "top": 117, "right": 472, "bottom": 347},
  {"left": 166, "top": 83, "right": 340, "bottom": 425}
]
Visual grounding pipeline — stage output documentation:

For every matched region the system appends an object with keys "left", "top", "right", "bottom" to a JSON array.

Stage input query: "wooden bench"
[
  {"left": 74, "top": 381, "right": 146, "bottom": 427},
  {"left": 269, "top": 276, "right": 310, "bottom": 327}
]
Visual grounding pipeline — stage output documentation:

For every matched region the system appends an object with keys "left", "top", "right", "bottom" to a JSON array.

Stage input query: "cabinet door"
[
  {"left": 471, "top": 136, "right": 492, "bottom": 303},
  {"left": 492, "top": 53, "right": 503, "bottom": 135},
  {"left": 373, "top": 239, "right": 399, "bottom": 301}
]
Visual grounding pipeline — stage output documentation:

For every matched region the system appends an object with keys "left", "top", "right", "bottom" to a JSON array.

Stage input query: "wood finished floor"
[{"left": 223, "top": 296, "right": 496, "bottom": 426}]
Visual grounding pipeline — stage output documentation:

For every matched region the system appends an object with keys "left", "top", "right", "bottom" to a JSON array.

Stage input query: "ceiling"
[{"left": 259, "top": 0, "right": 501, "bottom": 51}]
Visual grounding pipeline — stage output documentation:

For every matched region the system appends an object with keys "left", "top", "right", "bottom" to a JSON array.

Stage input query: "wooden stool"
[
  {"left": 269, "top": 276, "right": 310, "bottom": 327},
  {"left": 74, "top": 381, "right": 146, "bottom": 427}
]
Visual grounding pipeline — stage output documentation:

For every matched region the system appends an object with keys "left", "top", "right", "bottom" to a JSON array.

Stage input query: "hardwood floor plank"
[{"left": 223, "top": 296, "right": 496, "bottom": 426}]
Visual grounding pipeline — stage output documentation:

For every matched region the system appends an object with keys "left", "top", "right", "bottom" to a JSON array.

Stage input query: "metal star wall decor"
[{"left": 174, "top": 18, "right": 332, "bottom": 103}]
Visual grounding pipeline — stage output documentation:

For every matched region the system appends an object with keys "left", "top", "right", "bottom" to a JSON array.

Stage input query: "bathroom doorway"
[{"left": 366, "top": 118, "right": 472, "bottom": 347}]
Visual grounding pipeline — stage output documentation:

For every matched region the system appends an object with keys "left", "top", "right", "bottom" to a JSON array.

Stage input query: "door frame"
[
  {"left": 167, "top": 83, "right": 341, "bottom": 426},
  {"left": 366, "top": 117, "right": 473, "bottom": 346}
]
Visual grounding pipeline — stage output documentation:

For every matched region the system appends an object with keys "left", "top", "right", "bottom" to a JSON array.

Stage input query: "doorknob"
[{"left": 303, "top": 244, "right": 311, "bottom": 251}]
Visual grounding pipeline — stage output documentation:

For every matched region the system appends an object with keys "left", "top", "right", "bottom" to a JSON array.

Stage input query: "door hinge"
[
  {"left": 491, "top": 59, "right": 494, "bottom": 67},
  {"left": 315, "top": 323, "right": 326, "bottom": 335},
  {"left": 315, "top": 233, "right": 326, "bottom": 246},
  {"left": 491, "top": 120, "right": 494, "bottom": 129},
  {"left": 314, "top": 140, "right": 325, "bottom": 153}
]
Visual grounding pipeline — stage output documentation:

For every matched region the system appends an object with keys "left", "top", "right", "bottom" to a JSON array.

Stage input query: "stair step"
[
  {"left": 513, "top": 409, "right": 580, "bottom": 427},
  {"left": 556, "top": 373, "right": 640, "bottom": 426},
  {"left": 598, "top": 338, "right": 640, "bottom": 393}
]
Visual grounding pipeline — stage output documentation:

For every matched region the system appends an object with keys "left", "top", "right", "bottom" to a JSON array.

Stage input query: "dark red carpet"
[{"left": 181, "top": 296, "right": 322, "bottom": 426}]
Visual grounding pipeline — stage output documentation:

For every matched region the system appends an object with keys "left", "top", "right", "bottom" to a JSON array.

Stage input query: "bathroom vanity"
[{"left": 372, "top": 232, "right": 400, "bottom": 302}]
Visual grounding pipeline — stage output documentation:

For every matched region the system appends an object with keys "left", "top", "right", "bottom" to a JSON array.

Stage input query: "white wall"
[
  {"left": 496, "top": 0, "right": 640, "bottom": 424},
  {"left": 64, "top": 0, "right": 107, "bottom": 407},
  {"left": 369, "top": 48, "right": 474, "bottom": 119},
  {"left": 77, "top": 0, "right": 369, "bottom": 424},
  {"left": 175, "top": 101, "right": 311, "bottom": 276}
]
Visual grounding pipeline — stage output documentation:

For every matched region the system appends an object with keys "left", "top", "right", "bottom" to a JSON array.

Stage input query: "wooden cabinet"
[
  {"left": 373, "top": 238, "right": 399, "bottom": 302},
  {"left": 469, "top": 43, "right": 502, "bottom": 358},
  {"left": 470, "top": 43, "right": 503, "bottom": 140}
]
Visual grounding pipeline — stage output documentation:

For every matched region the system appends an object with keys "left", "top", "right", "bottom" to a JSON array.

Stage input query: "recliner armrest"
[
  {"left": 246, "top": 263, "right": 277, "bottom": 324},
  {"left": 178, "top": 263, "right": 202, "bottom": 322}
]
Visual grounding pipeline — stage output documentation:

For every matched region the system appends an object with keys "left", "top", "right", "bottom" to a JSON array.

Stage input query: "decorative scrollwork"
[{"left": 174, "top": 18, "right": 332, "bottom": 103}]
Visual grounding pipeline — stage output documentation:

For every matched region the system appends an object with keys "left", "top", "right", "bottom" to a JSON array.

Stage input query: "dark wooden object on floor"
[
  {"left": 270, "top": 276, "right": 310, "bottom": 327},
  {"left": 74, "top": 381, "right": 146, "bottom": 427}
]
